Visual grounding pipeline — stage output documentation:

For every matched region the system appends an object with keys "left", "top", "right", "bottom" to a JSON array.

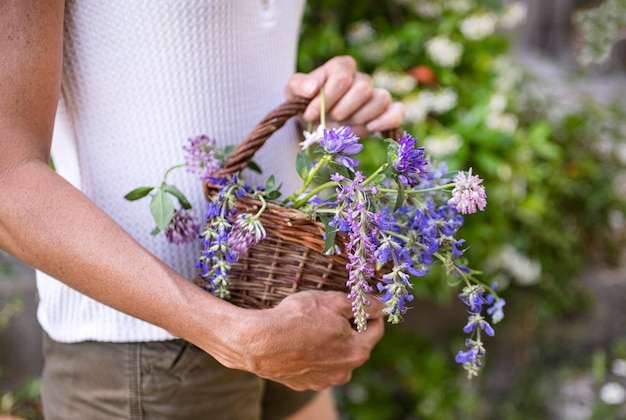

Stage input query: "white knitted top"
[{"left": 38, "top": 0, "right": 306, "bottom": 343}]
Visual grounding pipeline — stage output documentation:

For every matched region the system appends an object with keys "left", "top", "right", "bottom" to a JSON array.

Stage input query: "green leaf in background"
[
  {"left": 163, "top": 185, "right": 192, "bottom": 209},
  {"left": 124, "top": 186, "right": 154, "bottom": 201},
  {"left": 150, "top": 188, "right": 175, "bottom": 230},
  {"left": 265, "top": 174, "right": 276, "bottom": 191}
]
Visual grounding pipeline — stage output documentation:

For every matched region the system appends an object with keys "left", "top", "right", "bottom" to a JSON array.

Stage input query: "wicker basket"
[{"left": 195, "top": 96, "right": 402, "bottom": 309}]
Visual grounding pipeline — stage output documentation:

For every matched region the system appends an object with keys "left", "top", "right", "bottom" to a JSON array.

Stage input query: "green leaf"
[
  {"left": 393, "top": 180, "right": 405, "bottom": 212},
  {"left": 222, "top": 145, "right": 236, "bottom": 160},
  {"left": 247, "top": 160, "right": 263, "bottom": 174},
  {"left": 385, "top": 139, "right": 399, "bottom": 167},
  {"left": 150, "top": 189, "right": 175, "bottom": 230},
  {"left": 268, "top": 190, "right": 282, "bottom": 200},
  {"left": 320, "top": 215, "right": 338, "bottom": 254},
  {"left": 150, "top": 226, "right": 161, "bottom": 236},
  {"left": 163, "top": 185, "right": 192, "bottom": 209},
  {"left": 265, "top": 175, "right": 275, "bottom": 191},
  {"left": 124, "top": 186, "right": 154, "bottom": 201},
  {"left": 295, "top": 152, "right": 312, "bottom": 180}
]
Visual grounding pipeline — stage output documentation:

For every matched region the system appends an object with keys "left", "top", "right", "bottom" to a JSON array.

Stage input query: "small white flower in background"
[
  {"left": 611, "top": 359, "right": 626, "bottom": 378},
  {"left": 486, "top": 95, "right": 517, "bottom": 134},
  {"left": 395, "top": 0, "right": 443, "bottom": 19},
  {"left": 403, "top": 91, "right": 433, "bottom": 124},
  {"left": 488, "top": 93, "right": 508, "bottom": 114},
  {"left": 499, "top": 1, "right": 528, "bottom": 30},
  {"left": 372, "top": 69, "right": 416, "bottom": 96},
  {"left": 426, "top": 36, "right": 463, "bottom": 68},
  {"left": 486, "top": 112, "right": 518, "bottom": 134},
  {"left": 599, "top": 382, "right": 626, "bottom": 405},
  {"left": 300, "top": 125, "right": 325, "bottom": 150},
  {"left": 493, "top": 56, "right": 524, "bottom": 92},
  {"left": 423, "top": 134, "right": 463, "bottom": 157},
  {"left": 346, "top": 20, "right": 376, "bottom": 45},
  {"left": 486, "top": 244, "right": 542, "bottom": 286},
  {"left": 360, "top": 41, "right": 387, "bottom": 62},
  {"left": 459, "top": 13, "right": 497, "bottom": 40},
  {"left": 431, "top": 88, "right": 458, "bottom": 114},
  {"left": 446, "top": 0, "right": 474, "bottom": 14}
]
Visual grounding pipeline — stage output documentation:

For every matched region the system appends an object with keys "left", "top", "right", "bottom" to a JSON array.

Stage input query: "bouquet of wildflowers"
[{"left": 125, "top": 96, "right": 504, "bottom": 378}]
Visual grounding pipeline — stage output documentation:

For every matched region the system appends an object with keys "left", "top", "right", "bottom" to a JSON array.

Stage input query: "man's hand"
[
  {"left": 206, "top": 290, "right": 385, "bottom": 391},
  {"left": 285, "top": 55, "right": 405, "bottom": 135}
]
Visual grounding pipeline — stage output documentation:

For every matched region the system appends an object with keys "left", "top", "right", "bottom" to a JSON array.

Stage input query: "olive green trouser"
[{"left": 41, "top": 333, "right": 315, "bottom": 420}]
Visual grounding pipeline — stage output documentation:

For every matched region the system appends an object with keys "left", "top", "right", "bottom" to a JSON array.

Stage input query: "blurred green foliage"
[{"left": 299, "top": 0, "right": 626, "bottom": 417}]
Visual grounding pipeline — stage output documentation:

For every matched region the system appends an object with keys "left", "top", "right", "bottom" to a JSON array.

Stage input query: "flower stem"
[
  {"left": 288, "top": 154, "right": 332, "bottom": 205},
  {"left": 378, "top": 182, "right": 455, "bottom": 195},
  {"left": 253, "top": 193, "right": 267, "bottom": 219},
  {"left": 161, "top": 163, "right": 187, "bottom": 186},
  {"left": 362, "top": 163, "right": 387, "bottom": 186},
  {"left": 293, "top": 179, "right": 338, "bottom": 208}
]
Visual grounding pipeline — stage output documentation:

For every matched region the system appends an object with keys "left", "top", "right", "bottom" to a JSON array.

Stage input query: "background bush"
[{"left": 298, "top": 0, "right": 626, "bottom": 417}]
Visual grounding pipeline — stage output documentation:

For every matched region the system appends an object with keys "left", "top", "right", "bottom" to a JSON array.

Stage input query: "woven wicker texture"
[{"left": 197, "top": 97, "right": 402, "bottom": 309}]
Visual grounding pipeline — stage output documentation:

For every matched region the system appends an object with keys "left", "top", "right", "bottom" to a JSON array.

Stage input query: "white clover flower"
[
  {"left": 299, "top": 125, "right": 325, "bottom": 150},
  {"left": 431, "top": 88, "right": 458, "bottom": 114},
  {"left": 372, "top": 69, "right": 416, "bottom": 96},
  {"left": 426, "top": 36, "right": 463, "bottom": 68},
  {"left": 459, "top": 13, "right": 498, "bottom": 41},
  {"left": 499, "top": 1, "right": 528, "bottom": 30},
  {"left": 346, "top": 20, "right": 376, "bottom": 45},
  {"left": 423, "top": 133, "right": 463, "bottom": 157},
  {"left": 599, "top": 382, "right": 626, "bottom": 405}
]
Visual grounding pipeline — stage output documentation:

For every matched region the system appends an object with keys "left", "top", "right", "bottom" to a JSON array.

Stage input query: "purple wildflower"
[
  {"left": 455, "top": 283, "right": 497, "bottom": 377},
  {"left": 393, "top": 132, "right": 429, "bottom": 186},
  {"left": 183, "top": 135, "right": 222, "bottom": 179},
  {"left": 487, "top": 297, "right": 506, "bottom": 324},
  {"left": 377, "top": 264, "right": 415, "bottom": 324},
  {"left": 321, "top": 126, "right": 363, "bottom": 170},
  {"left": 227, "top": 214, "right": 266, "bottom": 255},
  {"left": 486, "top": 284, "right": 506, "bottom": 324},
  {"left": 197, "top": 180, "right": 245, "bottom": 298},
  {"left": 458, "top": 284, "right": 487, "bottom": 313},
  {"left": 164, "top": 208, "right": 200, "bottom": 244},
  {"left": 448, "top": 168, "right": 487, "bottom": 214},
  {"left": 456, "top": 338, "right": 486, "bottom": 378},
  {"left": 335, "top": 171, "right": 377, "bottom": 332}
]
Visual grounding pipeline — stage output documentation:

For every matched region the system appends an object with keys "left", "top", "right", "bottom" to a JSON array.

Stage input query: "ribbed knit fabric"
[{"left": 37, "top": 0, "right": 306, "bottom": 343}]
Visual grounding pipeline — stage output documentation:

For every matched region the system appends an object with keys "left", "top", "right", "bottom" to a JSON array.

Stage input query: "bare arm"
[{"left": 0, "top": 0, "right": 384, "bottom": 391}]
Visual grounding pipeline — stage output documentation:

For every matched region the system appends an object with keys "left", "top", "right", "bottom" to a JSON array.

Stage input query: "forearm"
[{"left": 0, "top": 158, "right": 249, "bottom": 357}]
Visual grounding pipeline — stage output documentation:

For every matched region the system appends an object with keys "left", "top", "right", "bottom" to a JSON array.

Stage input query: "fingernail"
[
  {"left": 303, "top": 79, "right": 318, "bottom": 97},
  {"left": 366, "top": 121, "right": 382, "bottom": 132}
]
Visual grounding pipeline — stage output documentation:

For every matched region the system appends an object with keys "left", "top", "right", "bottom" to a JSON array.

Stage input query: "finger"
[
  {"left": 365, "top": 295, "right": 387, "bottom": 320},
  {"left": 364, "top": 101, "right": 406, "bottom": 133},
  {"left": 304, "top": 56, "right": 358, "bottom": 122},
  {"left": 336, "top": 87, "right": 392, "bottom": 127},
  {"left": 325, "top": 72, "right": 375, "bottom": 122},
  {"left": 285, "top": 72, "right": 321, "bottom": 100},
  {"left": 324, "top": 290, "right": 358, "bottom": 321},
  {"left": 359, "top": 316, "right": 385, "bottom": 349}
]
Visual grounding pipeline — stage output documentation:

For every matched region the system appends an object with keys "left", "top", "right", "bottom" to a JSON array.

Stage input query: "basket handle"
[{"left": 213, "top": 96, "right": 404, "bottom": 179}]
